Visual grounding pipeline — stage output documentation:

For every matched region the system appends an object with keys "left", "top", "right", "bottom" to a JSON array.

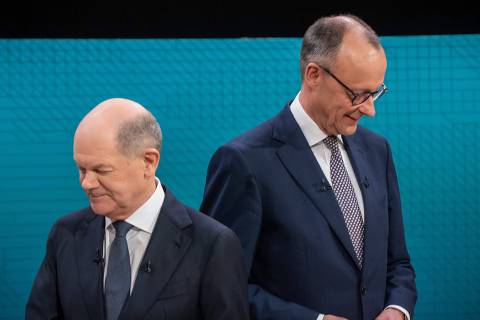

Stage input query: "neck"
[
  {"left": 298, "top": 89, "right": 330, "bottom": 134},
  {"left": 108, "top": 178, "right": 158, "bottom": 221}
]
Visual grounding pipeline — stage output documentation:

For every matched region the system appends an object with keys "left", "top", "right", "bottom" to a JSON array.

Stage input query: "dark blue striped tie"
[{"left": 105, "top": 221, "right": 133, "bottom": 320}]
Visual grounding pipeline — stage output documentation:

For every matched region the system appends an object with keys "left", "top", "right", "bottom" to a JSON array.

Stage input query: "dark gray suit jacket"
[{"left": 26, "top": 186, "right": 249, "bottom": 320}]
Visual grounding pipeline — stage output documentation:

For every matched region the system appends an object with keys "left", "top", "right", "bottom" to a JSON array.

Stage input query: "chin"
[
  {"left": 89, "top": 202, "right": 114, "bottom": 217},
  {"left": 340, "top": 124, "right": 358, "bottom": 136}
]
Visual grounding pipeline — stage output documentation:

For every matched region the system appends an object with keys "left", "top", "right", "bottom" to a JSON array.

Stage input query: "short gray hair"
[
  {"left": 300, "top": 14, "right": 381, "bottom": 79},
  {"left": 116, "top": 112, "right": 162, "bottom": 157}
]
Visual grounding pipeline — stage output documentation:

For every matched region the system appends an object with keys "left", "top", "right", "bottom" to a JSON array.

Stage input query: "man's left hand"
[{"left": 375, "top": 308, "right": 404, "bottom": 320}]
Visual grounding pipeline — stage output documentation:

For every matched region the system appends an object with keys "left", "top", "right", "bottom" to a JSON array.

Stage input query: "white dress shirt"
[
  {"left": 290, "top": 94, "right": 365, "bottom": 220},
  {"left": 290, "top": 93, "right": 409, "bottom": 320},
  {"left": 103, "top": 177, "right": 165, "bottom": 292}
]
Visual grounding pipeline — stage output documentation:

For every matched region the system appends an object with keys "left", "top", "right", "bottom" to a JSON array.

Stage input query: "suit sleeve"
[
  {"left": 25, "top": 223, "right": 63, "bottom": 320},
  {"left": 384, "top": 140, "right": 417, "bottom": 316},
  {"left": 201, "top": 145, "right": 319, "bottom": 320},
  {"left": 200, "top": 227, "right": 249, "bottom": 320}
]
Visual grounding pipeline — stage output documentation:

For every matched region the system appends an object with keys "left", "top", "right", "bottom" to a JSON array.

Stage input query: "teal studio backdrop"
[{"left": 0, "top": 35, "right": 479, "bottom": 319}]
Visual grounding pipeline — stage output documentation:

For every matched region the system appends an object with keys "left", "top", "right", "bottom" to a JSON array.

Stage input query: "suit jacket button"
[{"left": 361, "top": 286, "right": 367, "bottom": 295}]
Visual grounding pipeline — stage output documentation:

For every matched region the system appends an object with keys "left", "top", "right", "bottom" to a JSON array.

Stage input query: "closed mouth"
[
  {"left": 90, "top": 194, "right": 108, "bottom": 198},
  {"left": 346, "top": 114, "right": 359, "bottom": 121}
]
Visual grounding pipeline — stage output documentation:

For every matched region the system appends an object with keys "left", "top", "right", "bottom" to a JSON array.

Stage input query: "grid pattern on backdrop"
[{"left": 0, "top": 35, "right": 479, "bottom": 319}]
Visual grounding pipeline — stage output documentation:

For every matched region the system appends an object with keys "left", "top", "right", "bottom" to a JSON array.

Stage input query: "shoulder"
[
  {"left": 185, "top": 205, "right": 241, "bottom": 245},
  {"left": 49, "top": 207, "right": 96, "bottom": 237},
  {"left": 351, "top": 125, "right": 390, "bottom": 151},
  {"left": 355, "top": 125, "right": 387, "bottom": 143},
  {"left": 226, "top": 116, "right": 277, "bottom": 152},
  {"left": 211, "top": 110, "right": 286, "bottom": 165},
  {"left": 217, "top": 102, "right": 298, "bottom": 156},
  {"left": 349, "top": 126, "right": 396, "bottom": 166},
  {"left": 191, "top": 206, "right": 236, "bottom": 236},
  {"left": 163, "top": 188, "right": 240, "bottom": 244}
]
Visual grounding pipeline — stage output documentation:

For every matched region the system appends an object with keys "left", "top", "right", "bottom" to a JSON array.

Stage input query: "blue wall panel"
[{"left": 0, "top": 35, "right": 479, "bottom": 318}]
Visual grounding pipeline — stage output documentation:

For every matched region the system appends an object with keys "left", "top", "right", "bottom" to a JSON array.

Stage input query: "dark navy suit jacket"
[
  {"left": 26, "top": 187, "right": 249, "bottom": 320},
  {"left": 201, "top": 104, "right": 417, "bottom": 320}
]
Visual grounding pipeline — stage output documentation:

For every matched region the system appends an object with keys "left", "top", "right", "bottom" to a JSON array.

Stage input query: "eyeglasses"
[{"left": 319, "top": 65, "right": 388, "bottom": 106}]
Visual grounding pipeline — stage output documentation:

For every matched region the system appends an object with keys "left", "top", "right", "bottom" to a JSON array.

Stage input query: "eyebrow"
[
  {"left": 75, "top": 162, "right": 113, "bottom": 170},
  {"left": 92, "top": 164, "right": 113, "bottom": 170},
  {"left": 363, "top": 84, "right": 384, "bottom": 94}
]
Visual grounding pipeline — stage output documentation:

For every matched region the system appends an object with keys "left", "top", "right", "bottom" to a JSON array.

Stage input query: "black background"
[{"left": 1, "top": 2, "right": 479, "bottom": 38}]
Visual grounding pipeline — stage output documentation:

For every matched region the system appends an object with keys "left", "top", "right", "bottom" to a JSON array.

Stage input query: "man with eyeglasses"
[{"left": 201, "top": 14, "right": 417, "bottom": 320}]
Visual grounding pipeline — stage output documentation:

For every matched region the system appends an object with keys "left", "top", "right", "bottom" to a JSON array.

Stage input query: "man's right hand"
[{"left": 324, "top": 315, "right": 349, "bottom": 320}]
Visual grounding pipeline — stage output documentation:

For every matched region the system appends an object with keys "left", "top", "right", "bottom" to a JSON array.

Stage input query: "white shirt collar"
[
  {"left": 105, "top": 177, "right": 165, "bottom": 234},
  {"left": 290, "top": 91, "right": 344, "bottom": 147}
]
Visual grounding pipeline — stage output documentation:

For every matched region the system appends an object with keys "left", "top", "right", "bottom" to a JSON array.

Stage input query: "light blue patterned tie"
[
  {"left": 105, "top": 221, "right": 133, "bottom": 320},
  {"left": 324, "top": 136, "right": 364, "bottom": 267}
]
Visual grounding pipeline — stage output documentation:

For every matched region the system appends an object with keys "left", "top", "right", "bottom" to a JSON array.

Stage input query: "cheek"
[
  {"left": 101, "top": 182, "right": 131, "bottom": 209},
  {"left": 116, "top": 169, "right": 145, "bottom": 197},
  {"left": 97, "top": 176, "right": 125, "bottom": 197},
  {"left": 326, "top": 105, "right": 343, "bottom": 123},
  {"left": 335, "top": 104, "right": 353, "bottom": 119}
]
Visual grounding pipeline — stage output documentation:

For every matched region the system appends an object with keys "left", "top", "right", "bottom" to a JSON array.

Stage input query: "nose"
[
  {"left": 358, "top": 97, "right": 376, "bottom": 117},
  {"left": 80, "top": 170, "right": 99, "bottom": 190}
]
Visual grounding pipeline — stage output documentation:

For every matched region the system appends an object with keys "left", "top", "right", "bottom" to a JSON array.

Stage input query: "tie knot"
[
  {"left": 324, "top": 136, "right": 339, "bottom": 152},
  {"left": 112, "top": 221, "right": 132, "bottom": 238}
]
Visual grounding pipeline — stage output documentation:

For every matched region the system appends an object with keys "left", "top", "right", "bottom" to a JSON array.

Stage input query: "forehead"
[
  {"left": 333, "top": 36, "right": 387, "bottom": 88},
  {"left": 342, "top": 46, "right": 384, "bottom": 66},
  {"left": 73, "top": 129, "right": 124, "bottom": 166}
]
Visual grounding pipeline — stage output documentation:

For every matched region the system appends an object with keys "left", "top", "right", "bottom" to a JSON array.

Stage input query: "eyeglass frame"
[{"left": 316, "top": 64, "right": 388, "bottom": 106}]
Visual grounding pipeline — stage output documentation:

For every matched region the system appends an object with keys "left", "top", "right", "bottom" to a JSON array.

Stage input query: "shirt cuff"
[
  {"left": 385, "top": 305, "right": 410, "bottom": 320},
  {"left": 317, "top": 314, "right": 324, "bottom": 320}
]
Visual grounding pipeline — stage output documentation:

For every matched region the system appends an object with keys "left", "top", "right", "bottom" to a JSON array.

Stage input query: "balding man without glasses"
[{"left": 26, "top": 98, "right": 248, "bottom": 320}]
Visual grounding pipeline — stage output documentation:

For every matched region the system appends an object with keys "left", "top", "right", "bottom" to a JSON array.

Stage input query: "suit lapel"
[
  {"left": 343, "top": 134, "right": 386, "bottom": 275},
  {"left": 273, "top": 105, "right": 359, "bottom": 267},
  {"left": 120, "top": 188, "right": 192, "bottom": 319},
  {"left": 75, "top": 209, "right": 105, "bottom": 320}
]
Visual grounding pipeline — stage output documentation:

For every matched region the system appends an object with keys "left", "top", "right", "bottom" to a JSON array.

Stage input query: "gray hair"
[
  {"left": 116, "top": 112, "right": 162, "bottom": 157},
  {"left": 300, "top": 14, "right": 381, "bottom": 79}
]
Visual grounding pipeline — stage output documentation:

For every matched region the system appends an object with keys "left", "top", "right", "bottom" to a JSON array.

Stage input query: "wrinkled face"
[
  {"left": 73, "top": 132, "right": 148, "bottom": 220},
  {"left": 306, "top": 41, "right": 387, "bottom": 136}
]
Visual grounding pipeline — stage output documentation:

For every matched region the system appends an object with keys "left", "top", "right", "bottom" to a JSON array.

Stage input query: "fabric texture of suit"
[
  {"left": 26, "top": 186, "right": 249, "bottom": 320},
  {"left": 201, "top": 103, "right": 417, "bottom": 320}
]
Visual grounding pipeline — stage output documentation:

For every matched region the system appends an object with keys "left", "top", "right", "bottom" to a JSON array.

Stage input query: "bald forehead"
[
  {"left": 76, "top": 98, "right": 148, "bottom": 135},
  {"left": 84, "top": 98, "right": 146, "bottom": 124},
  {"left": 336, "top": 30, "right": 385, "bottom": 66}
]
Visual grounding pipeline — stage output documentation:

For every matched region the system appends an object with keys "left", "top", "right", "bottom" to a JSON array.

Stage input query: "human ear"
[
  {"left": 304, "top": 62, "right": 322, "bottom": 85},
  {"left": 142, "top": 148, "right": 160, "bottom": 178}
]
